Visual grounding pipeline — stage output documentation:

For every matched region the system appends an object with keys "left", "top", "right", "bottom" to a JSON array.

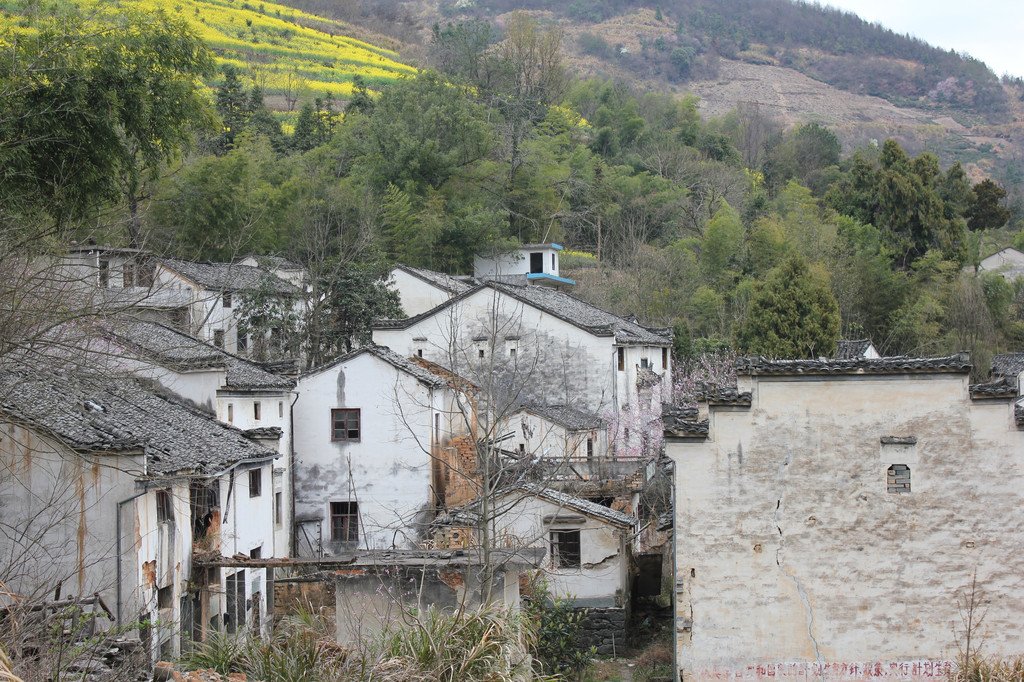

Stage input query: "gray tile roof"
[
  {"left": 663, "top": 406, "right": 709, "bottom": 437},
  {"left": 491, "top": 283, "right": 673, "bottom": 346},
  {"left": 108, "top": 320, "right": 294, "bottom": 390},
  {"left": 394, "top": 264, "right": 474, "bottom": 295},
  {"left": 159, "top": 259, "right": 297, "bottom": 295},
  {"left": 992, "top": 353, "right": 1024, "bottom": 378},
  {"left": 0, "top": 371, "right": 279, "bottom": 476},
  {"left": 516, "top": 404, "right": 603, "bottom": 431},
  {"left": 376, "top": 282, "right": 673, "bottom": 346},
  {"left": 969, "top": 376, "right": 1018, "bottom": 399},
  {"left": 835, "top": 339, "right": 874, "bottom": 359},
  {"left": 436, "top": 483, "right": 636, "bottom": 529},
  {"left": 736, "top": 353, "right": 971, "bottom": 376},
  {"left": 302, "top": 344, "right": 447, "bottom": 389}
]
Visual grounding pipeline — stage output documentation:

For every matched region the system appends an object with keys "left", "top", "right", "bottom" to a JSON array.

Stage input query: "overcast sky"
[{"left": 821, "top": 1, "right": 1024, "bottom": 78}]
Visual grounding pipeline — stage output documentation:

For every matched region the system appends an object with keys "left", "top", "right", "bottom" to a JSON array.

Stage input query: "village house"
[
  {"left": 102, "top": 319, "right": 296, "bottom": 555},
  {"left": 0, "top": 370, "right": 280, "bottom": 660},
  {"left": 434, "top": 483, "right": 636, "bottom": 654},
  {"left": 372, "top": 281, "right": 673, "bottom": 450},
  {"left": 389, "top": 264, "right": 474, "bottom": 318},
  {"left": 972, "top": 246, "right": 1024, "bottom": 281},
  {"left": 155, "top": 259, "right": 300, "bottom": 357},
  {"left": 664, "top": 353, "right": 1024, "bottom": 681},
  {"left": 291, "top": 344, "right": 459, "bottom": 554}
]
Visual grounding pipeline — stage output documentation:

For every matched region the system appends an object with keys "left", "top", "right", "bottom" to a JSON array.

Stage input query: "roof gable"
[
  {"left": 376, "top": 282, "right": 673, "bottom": 346},
  {"left": 300, "top": 344, "right": 447, "bottom": 389},
  {"left": 158, "top": 259, "right": 297, "bottom": 295}
]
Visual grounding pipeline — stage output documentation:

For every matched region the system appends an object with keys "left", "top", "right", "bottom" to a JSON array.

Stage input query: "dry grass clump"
[{"left": 951, "top": 654, "right": 1024, "bottom": 682}]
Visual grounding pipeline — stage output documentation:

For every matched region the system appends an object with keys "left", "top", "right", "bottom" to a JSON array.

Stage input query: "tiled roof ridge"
[
  {"left": 737, "top": 353, "right": 971, "bottom": 375},
  {"left": 514, "top": 402, "right": 604, "bottom": 430},
  {"left": 969, "top": 376, "right": 1018, "bottom": 399},
  {"left": 394, "top": 263, "right": 474, "bottom": 294},
  {"left": 300, "top": 343, "right": 447, "bottom": 388}
]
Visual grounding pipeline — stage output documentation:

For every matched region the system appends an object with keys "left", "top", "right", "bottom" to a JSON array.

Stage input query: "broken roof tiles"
[
  {"left": 736, "top": 353, "right": 971, "bottom": 376},
  {"left": 0, "top": 370, "right": 278, "bottom": 476}
]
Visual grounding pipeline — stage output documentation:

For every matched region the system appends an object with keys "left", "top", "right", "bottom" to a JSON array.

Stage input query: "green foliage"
[
  {"left": 375, "top": 604, "right": 534, "bottom": 682},
  {"left": 0, "top": 7, "right": 214, "bottom": 224},
  {"left": 967, "top": 179, "right": 1011, "bottom": 231},
  {"left": 181, "top": 631, "right": 249, "bottom": 675},
  {"left": 523, "top": 578, "right": 594, "bottom": 680},
  {"left": 740, "top": 254, "right": 840, "bottom": 358}
]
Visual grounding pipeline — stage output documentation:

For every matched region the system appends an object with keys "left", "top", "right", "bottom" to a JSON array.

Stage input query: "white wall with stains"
[{"left": 667, "top": 369, "right": 1024, "bottom": 681}]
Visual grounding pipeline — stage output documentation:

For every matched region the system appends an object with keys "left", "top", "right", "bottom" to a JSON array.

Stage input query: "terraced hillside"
[{"left": 0, "top": 0, "right": 416, "bottom": 105}]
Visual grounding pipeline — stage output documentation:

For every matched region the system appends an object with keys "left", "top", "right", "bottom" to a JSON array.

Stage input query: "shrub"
[{"left": 523, "top": 578, "right": 594, "bottom": 680}]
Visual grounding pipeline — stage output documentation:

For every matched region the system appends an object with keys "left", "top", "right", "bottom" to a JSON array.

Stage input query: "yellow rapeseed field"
[{"left": 0, "top": 0, "right": 416, "bottom": 106}]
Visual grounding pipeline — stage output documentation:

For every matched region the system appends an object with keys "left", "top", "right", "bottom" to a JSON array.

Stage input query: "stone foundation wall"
[{"left": 576, "top": 607, "right": 627, "bottom": 656}]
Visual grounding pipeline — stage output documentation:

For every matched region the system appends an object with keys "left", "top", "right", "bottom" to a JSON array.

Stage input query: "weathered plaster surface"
[{"left": 669, "top": 372, "right": 1024, "bottom": 680}]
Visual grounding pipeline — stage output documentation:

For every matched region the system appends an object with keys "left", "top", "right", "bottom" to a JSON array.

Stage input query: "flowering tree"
[{"left": 672, "top": 349, "right": 738, "bottom": 408}]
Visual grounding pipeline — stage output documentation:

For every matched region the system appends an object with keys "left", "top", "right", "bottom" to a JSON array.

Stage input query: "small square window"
[
  {"left": 887, "top": 464, "right": 911, "bottom": 493},
  {"left": 551, "top": 530, "right": 581, "bottom": 568},
  {"left": 478, "top": 349, "right": 485, "bottom": 359},
  {"left": 223, "top": 292, "right": 233, "bottom": 308},
  {"left": 237, "top": 333, "right": 248, "bottom": 352},
  {"left": 156, "top": 489, "right": 173, "bottom": 523},
  {"left": 640, "top": 358, "right": 649, "bottom": 369},
  {"left": 331, "top": 501, "right": 358, "bottom": 542},
  {"left": 332, "top": 409, "right": 360, "bottom": 441},
  {"left": 510, "top": 348, "right": 517, "bottom": 358},
  {"left": 249, "top": 546, "right": 262, "bottom": 559},
  {"left": 249, "top": 469, "right": 262, "bottom": 497},
  {"left": 213, "top": 329, "right": 225, "bottom": 349}
]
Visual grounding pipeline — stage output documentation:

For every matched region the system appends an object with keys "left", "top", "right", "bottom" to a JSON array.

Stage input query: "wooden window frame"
[
  {"left": 331, "top": 408, "right": 361, "bottom": 442},
  {"left": 330, "top": 501, "right": 359, "bottom": 542},
  {"left": 249, "top": 468, "right": 262, "bottom": 497},
  {"left": 551, "top": 530, "right": 581, "bottom": 568}
]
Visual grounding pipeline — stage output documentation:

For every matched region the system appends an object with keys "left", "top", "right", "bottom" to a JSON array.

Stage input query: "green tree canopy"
[{"left": 740, "top": 254, "right": 840, "bottom": 358}]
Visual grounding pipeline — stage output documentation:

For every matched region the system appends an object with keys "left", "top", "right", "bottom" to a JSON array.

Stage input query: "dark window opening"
[
  {"left": 332, "top": 408, "right": 360, "bottom": 441},
  {"left": 156, "top": 490, "right": 173, "bottom": 524},
  {"left": 224, "top": 570, "right": 245, "bottom": 634},
  {"left": 227, "top": 404, "right": 234, "bottom": 423},
  {"left": 190, "top": 481, "right": 219, "bottom": 542},
  {"left": 213, "top": 329, "right": 225, "bottom": 349},
  {"left": 253, "top": 401, "right": 261, "bottom": 421},
  {"left": 551, "top": 530, "right": 581, "bottom": 568},
  {"left": 223, "top": 292, "right": 232, "bottom": 308},
  {"left": 249, "top": 546, "right": 262, "bottom": 559},
  {"left": 275, "top": 492, "right": 282, "bottom": 525},
  {"left": 588, "top": 496, "right": 615, "bottom": 508},
  {"left": 641, "top": 357, "right": 649, "bottom": 369},
  {"left": 237, "top": 333, "right": 248, "bottom": 352},
  {"left": 157, "top": 585, "right": 174, "bottom": 610},
  {"left": 278, "top": 401, "right": 283, "bottom": 418},
  {"left": 586, "top": 438, "right": 594, "bottom": 460},
  {"left": 617, "top": 347, "right": 625, "bottom": 371},
  {"left": 530, "top": 252, "right": 543, "bottom": 273},
  {"left": 249, "top": 469, "right": 262, "bottom": 497},
  {"left": 888, "top": 464, "right": 911, "bottom": 493},
  {"left": 478, "top": 348, "right": 485, "bottom": 359},
  {"left": 417, "top": 349, "right": 423, "bottom": 357},
  {"left": 551, "top": 253, "right": 556, "bottom": 270},
  {"left": 123, "top": 262, "right": 136, "bottom": 288},
  {"left": 99, "top": 259, "right": 110, "bottom": 287},
  {"left": 510, "top": 348, "right": 516, "bottom": 358},
  {"left": 662, "top": 347, "right": 668, "bottom": 369},
  {"left": 331, "top": 501, "right": 359, "bottom": 542}
]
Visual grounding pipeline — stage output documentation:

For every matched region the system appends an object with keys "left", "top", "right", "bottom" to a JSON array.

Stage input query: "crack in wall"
[{"left": 773, "top": 452, "right": 826, "bottom": 680}]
